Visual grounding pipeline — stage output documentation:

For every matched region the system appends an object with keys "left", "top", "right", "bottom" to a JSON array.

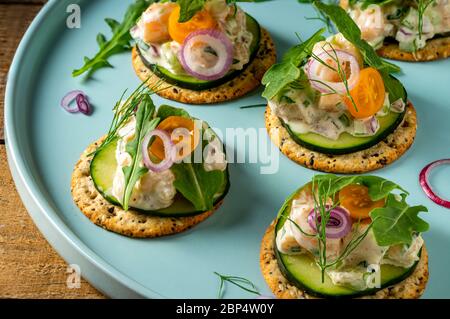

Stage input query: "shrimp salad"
[
  {"left": 130, "top": 0, "right": 254, "bottom": 80},
  {"left": 268, "top": 33, "right": 405, "bottom": 141},
  {"left": 275, "top": 175, "right": 428, "bottom": 292},
  {"left": 342, "top": 0, "right": 450, "bottom": 52}
]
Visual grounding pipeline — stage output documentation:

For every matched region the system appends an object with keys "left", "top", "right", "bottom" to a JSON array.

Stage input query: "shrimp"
[
  {"left": 351, "top": 5, "right": 385, "bottom": 43},
  {"left": 141, "top": 2, "right": 177, "bottom": 44},
  {"left": 287, "top": 199, "right": 343, "bottom": 261}
]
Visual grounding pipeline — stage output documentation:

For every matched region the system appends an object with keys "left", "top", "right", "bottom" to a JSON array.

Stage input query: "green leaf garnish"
[
  {"left": 370, "top": 194, "right": 429, "bottom": 246},
  {"left": 261, "top": 28, "right": 326, "bottom": 100},
  {"left": 72, "top": 0, "right": 153, "bottom": 78},
  {"left": 171, "top": 160, "right": 225, "bottom": 212},
  {"left": 177, "top": 0, "right": 272, "bottom": 23},
  {"left": 177, "top": 0, "right": 206, "bottom": 22},
  {"left": 122, "top": 96, "right": 159, "bottom": 211}
]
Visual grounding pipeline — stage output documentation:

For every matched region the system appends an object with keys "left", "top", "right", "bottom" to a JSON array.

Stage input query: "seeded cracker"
[{"left": 71, "top": 137, "right": 221, "bottom": 238}]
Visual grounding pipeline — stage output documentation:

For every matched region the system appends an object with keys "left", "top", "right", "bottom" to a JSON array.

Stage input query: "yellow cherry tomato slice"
[
  {"left": 339, "top": 184, "right": 385, "bottom": 220},
  {"left": 149, "top": 116, "right": 200, "bottom": 162},
  {"left": 344, "top": 67, "right": 386, "bottom": 119},
  {"left": 168, "top": 5, "right": 217, "bottom": 44}
]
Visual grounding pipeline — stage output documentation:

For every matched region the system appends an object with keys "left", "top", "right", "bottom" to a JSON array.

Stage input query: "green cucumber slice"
[
  {"left": 283, "top": 110, "right": 405, "bottom": 155},
  {"left": 138, "top": 14, "right": 261, "bottom": 91},
  {"left": 90, "top": 139, "right": 229, "bottom": 217},
  {"left": 274, "top": 187, "right": 419, "bottom": 298}
]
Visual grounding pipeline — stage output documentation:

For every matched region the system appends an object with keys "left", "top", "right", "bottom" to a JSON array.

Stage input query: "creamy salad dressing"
[
  {"left": 346, "top": 0, "right": 450, "bottom": 51},
  {"left": 110, "top": 116, "right": 227, "bottom": 211},
  {"left": 131, "top": 0, "right": 253, "bottom": 76},
  {"left": 276, "top": 189, "right": 424, "bottom": 290}
]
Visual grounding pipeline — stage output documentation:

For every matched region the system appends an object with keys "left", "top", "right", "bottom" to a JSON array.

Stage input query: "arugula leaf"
[
  {"left": 312, "top": 174, "right": 407, "bottom": 201},
  {"left": 370, "top": 194, "right": 429, "bottom": 246},
  {"left": 156, "top": 104, "right": 190, "bottom": 120},
  {"left": 380, "top": 72, "right": 407, "bottom": 103},
  {"left": 261, "top": 28, "right": 325, "bottom": 100},
  {"left": 122, "top": 95, "right": 158, "bottom": 210},
  {"left": 171, "top": 161, "right": 225, "bottom": 211},
  {"left": 313, "top": 1, "right": 400, "bottom": 74},
  {"left": 178, "top": 0, "right": 272, "bottom": 23},
  {"left": 73, "top": 0, "right": 153, "bottom": 78},
  {"left": 177, "top": 0, "right": 206, "bottom": 22}
]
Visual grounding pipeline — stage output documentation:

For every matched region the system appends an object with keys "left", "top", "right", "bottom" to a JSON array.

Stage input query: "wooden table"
[{"left": 0, "top": 0, "right": 104, "bottom": 299}]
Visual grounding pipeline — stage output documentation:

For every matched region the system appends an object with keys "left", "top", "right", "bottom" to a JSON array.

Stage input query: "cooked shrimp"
[
  {"left": 352, "top": 5, "right": 385, "bottom": 43},
  {"left": 142, "top": 2, "right": 177, "bottom": 44},
  {"left": 288, "top": 200, "right": 343, "bottom": 261}
]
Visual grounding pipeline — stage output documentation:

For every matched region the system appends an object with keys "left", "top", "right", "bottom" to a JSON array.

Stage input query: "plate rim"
[{"left": 4, "top": 0, "right": 164, "bottom": 299}]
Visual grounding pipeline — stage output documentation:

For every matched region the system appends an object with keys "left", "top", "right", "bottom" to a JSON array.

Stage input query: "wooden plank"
[
  {"left": 0, "top": 145, "right": 104, "bottom": 298},
  {"left": 0, "top": 4, "right": 44, "bottom": 141}
]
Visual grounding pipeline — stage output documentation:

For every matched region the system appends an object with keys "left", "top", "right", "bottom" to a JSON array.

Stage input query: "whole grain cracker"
[
  {"left": 71, "top": 138, "right": 221, "bottom": 238},
  {"left": 131, "top": 28, "right": 276, "bottom": 104},
  {"left": 265, "top": 103, "right": 417, "bottom": 174},
  {"left": 260, "top": 222, "right": 429, "bottom": 299},
  {"left": 377, "top": 37, "right": 450, "bottom": 62}
]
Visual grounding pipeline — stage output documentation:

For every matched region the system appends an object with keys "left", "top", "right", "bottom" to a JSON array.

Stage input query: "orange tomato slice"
[
  {"left": 344, "top": 67, "right": 386, "bottom": 119},
  {"left": 168, "top": 5, "right": 217, "bottom": 44},
  {"left": 339, "top": 184, "right": 385, "bottom": 220},
  {"left": 149, "top": 116, "right": 200, "bottom": 162}
]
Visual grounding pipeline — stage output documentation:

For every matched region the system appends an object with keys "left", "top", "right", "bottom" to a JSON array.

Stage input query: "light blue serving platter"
[{"left": 5, "top": 0, "right": 450, "bottom": 298}]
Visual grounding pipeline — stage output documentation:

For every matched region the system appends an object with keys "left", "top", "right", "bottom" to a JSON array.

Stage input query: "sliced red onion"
[
  {"left": 419, "top": 159, "right": 450, "bottom": 209},
  {"left": 180, "top": 29, "right": 233, "bottom": 81},
  {"left": 391, "top": 98, "right": 406, "bottom": 113},
  {"left": 142, "top": 129, "right": 176, "bottom": 173},
  {"left": 366, "top": 116, "right": 380, "bottom": 135},
  {"left": 76, "top": 93, "right": 92, "bottom": 115},
  {"left": 399, "top": 27, "right": 413, "bottom": 36},
  {"left": 308, "top": 206, "right": 352, "bottom": 239},
  {"left": 305, "top": 49, "right": 360, "bottom": 94},
  {"left": 61, "top": 90, "right": 84, "bottom": 113}
]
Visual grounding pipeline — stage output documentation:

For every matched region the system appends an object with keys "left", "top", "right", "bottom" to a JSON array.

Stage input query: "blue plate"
[{"left": 5, "top": 0, "right": 450, "bottom": 298}]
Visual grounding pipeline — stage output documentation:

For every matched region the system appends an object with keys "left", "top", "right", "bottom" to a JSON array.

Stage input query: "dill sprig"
[
  {"left": 91, "top": 77, "right": 170, "bottom": 157},
  {"left": 239, "top": 103, "right": 267, "bottom": 109},
  {"left": 283, "top": 177, "right": 374, "bottom": 283},
  {"left": 214, "top": 272, "right": 260, "bottom": 299},
  {"left": 301, "top": 0, "right": 338, "bottom": 33},
  {"left": 417, "top": 0, "right": 434, "bottom": 39}
]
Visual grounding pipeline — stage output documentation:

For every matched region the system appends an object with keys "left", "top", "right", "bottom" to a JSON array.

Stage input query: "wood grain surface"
[{"left": 0, "top": 0, "right": 104, "bottom": 299}]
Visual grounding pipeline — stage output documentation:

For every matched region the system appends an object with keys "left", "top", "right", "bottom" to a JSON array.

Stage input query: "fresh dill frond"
[{"left": 214, "top": 272, "right": 260, "bottom": 299}]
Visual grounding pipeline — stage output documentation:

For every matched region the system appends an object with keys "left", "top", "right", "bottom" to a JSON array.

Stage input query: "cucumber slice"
[
  {"left": 90, "top": 139, "right": 229, "bottom": 217},
  {"left": 283, "top": 110, "right": 405, "bottom": 155},
  {"left": 137, "top": 14, "right": 261, "bottom": 91},
  {"left": 274, "top": 189, "right": 419, "bottom": 298}
]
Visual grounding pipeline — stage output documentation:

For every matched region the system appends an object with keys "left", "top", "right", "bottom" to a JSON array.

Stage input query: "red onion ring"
[
  {"left": 305, "top": 49, "right": 360, "bottom": 94},
  {"left": 180, "top": 29, "right": 233, "bottom": 81},
  {"left": 419, "top": 159, "right": 450, "bottom": 209},
  {"left": 75, "top": 94, "right": 92, "bottom": 115},
  {"left": 142, "top": 129, "right": 176, "bottom": 173},
  {"left": 61, "top": 90, "right": 84, "bottom": 113},
  {"left": 307, "top": 206, "right": 352, "bottom": 239},
  {"left": 61, "top": 90, "right": 91, "bottom": 115}
]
